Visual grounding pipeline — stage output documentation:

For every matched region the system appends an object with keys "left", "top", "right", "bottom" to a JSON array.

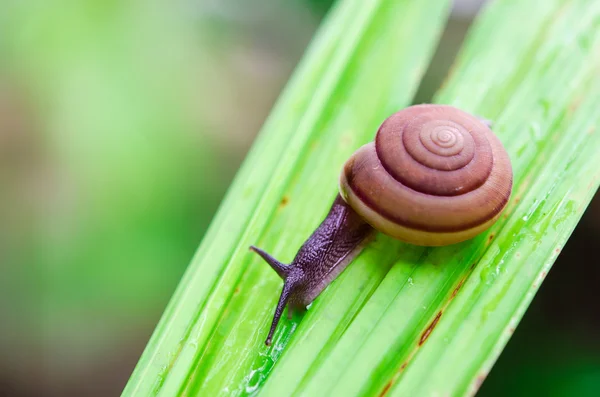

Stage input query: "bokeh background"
[{"left": 0, "top": 0, "right": 598, "bottom": 396}]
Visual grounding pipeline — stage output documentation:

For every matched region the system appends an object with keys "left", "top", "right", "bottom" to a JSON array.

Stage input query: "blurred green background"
[{"left": 0, "top": 0, "right": 598, "bottom": 396}]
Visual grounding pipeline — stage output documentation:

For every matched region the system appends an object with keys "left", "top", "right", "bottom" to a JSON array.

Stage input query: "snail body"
[{"left": 251, "top": 104, "right": 513, "bottom": 345}]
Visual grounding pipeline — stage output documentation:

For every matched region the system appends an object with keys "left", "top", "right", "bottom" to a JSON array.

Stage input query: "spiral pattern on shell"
[{"left": 339, "top": 104, "right": 513, "bottom": 246}]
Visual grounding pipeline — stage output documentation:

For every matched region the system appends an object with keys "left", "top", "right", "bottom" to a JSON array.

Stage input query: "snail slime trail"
[{"left": 251, "top": 104, "right": 513, "bottom": 345}]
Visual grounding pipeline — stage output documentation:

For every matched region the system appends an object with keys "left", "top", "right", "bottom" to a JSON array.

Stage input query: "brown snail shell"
[{"left": 340, "top": 104, "right": 513, "bottom": 246}]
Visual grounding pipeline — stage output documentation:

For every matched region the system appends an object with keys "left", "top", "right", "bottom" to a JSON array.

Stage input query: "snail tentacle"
[
  {"left": 264, "top": 272, "right": 299, "bottom": 346},
  {"left": 249, "top": 246, "right": 289, "bottom": 279}
]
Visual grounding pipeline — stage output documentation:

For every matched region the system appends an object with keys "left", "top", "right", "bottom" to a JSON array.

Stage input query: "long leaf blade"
[{"left": 122, "top": 0, "right": 451, "bottom": 395}]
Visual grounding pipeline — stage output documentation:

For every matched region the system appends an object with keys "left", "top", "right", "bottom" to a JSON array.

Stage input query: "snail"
[{"left": 250, "top": 104, "right": 513, "bottom": 345}]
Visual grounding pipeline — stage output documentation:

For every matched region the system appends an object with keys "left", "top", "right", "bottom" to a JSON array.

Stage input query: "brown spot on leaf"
[
  {"left": 234, "top": 287, "right": 240, "bottom": 295},
  {"left": 473, "top": 373, "right": 488, "bottom": 392},
  {"left": 488, "top": 233, "right": 495, "bottom": 242},
  {"left": 280, "top": 196, "right": 289, "bottom": 207},
  {"left": 541, "top": 271, "right": 547, "bottom": 278},
  {"left": 554, "top": 248, "right": 561, "bottom": 254},
  {"left": 451, "top": 279, "right": 466, "bottom": 300},
  {"left": 419, "top": 311, "right": 443, "bottom": 346},
  {"left": 380, "top": 362, "right": 409, "bottom": 396},
  {"left": 379, "top": 381, "right": 393, "bottom": 397}
]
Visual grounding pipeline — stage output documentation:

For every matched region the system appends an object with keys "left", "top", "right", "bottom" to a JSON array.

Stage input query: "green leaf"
[
  {"left": 123, "top": 0, "right": 600, "bottom": 396},
  {"left": 123, "top": 0, "right": 451, "bottom": 395}
]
